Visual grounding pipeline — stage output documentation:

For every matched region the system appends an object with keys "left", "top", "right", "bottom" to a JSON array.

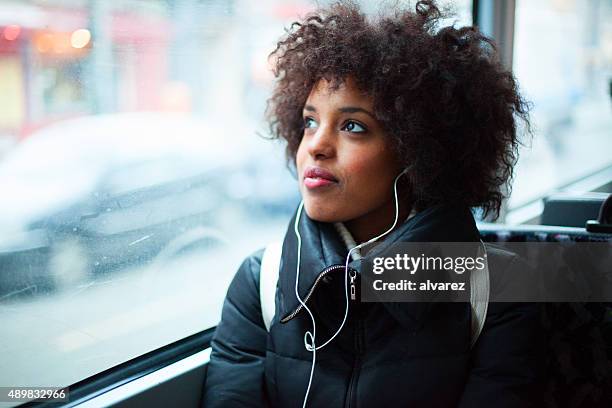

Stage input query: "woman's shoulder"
[
  {"left": 229, "top": 248, "right": 265, "bottom": 294},
  {"left": 216, "top": 248, "right": 267, "bottom": 329}
]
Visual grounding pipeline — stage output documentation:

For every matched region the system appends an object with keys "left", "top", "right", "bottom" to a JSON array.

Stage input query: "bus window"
[
  {"left": 0, "top": 0, "right": 309, "bottom": 401},
  {"left": 510, "top": 0, "right": 612, "bottom": 211}
]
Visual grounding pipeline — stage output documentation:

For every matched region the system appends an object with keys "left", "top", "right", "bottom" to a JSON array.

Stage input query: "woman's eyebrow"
[
  {"left": 303, "top": 104, "right": 375, "bottom": 119},
  {"left": 338, "top": 106, "right": 375, "bottom": 119}
]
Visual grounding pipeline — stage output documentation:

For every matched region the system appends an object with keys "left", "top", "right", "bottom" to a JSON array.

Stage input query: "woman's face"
[{"left": 296, "top": 77, "right": 403, "bottom": 235}]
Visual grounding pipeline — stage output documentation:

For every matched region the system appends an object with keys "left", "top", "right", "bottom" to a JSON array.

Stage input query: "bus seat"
[{"left": 541, "top": 192, "right": 610, "bottom": 228}]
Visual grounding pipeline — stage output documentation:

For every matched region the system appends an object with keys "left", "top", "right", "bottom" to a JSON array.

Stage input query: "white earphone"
[{"left": 293, "top": 167, "right": 410, "bottom": 408}]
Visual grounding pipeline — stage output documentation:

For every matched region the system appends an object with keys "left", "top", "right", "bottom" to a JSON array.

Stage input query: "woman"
[{"left": 202, "top": 1, "right": 543, "bottom": 407}]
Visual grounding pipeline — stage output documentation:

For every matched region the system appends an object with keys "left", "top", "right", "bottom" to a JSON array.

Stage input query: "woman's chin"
[{"left": 303, "top": 202, "right": 344, "bottom": 223}]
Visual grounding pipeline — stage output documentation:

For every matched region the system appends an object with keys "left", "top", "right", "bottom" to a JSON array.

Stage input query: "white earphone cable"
[
  {"left": 293, "top": 201, "right": 317, "bottom": 408},
  {"left": 313, "top": 168, "right": 407, "bottom": 350},
  {"left": 294, "top": 168, "right": 409, "bottom": 407}
]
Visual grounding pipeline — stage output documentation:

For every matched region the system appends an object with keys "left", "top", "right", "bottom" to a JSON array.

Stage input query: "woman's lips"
[
  {"left": 304, "top": 177, "right": 336, "bottom": 188},
  {"left": 303, "top": 166, "right": 338, "bottom": 190}
]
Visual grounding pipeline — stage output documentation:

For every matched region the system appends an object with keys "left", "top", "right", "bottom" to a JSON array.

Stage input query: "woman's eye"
[
  {"left": 303, "top": 117, "right": 318, "bottom": 129},
  {"left": 342, "top": 121, "right": 366, "bottom": 133}
]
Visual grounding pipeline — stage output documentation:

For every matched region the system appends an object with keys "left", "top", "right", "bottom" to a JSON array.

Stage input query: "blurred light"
[
  {"left": 50, "top": 33, "right": 70, "bottom": 54},
  {"left": 160, "top": 82, "right": 192, "bottom": 112},
  {"left": 34, "top": 33, "right": 53, "bottom": 53},
  {"left": 70, "top": 29, "right": 91, "bottom": 49},
  {"left": 3, "top": 25, "right": 21, "bottom": 41}
]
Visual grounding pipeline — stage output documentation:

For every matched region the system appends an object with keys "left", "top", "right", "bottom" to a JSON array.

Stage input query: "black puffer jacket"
[{"left": 202, "top": 205, "right": 544, "bottom": 407}]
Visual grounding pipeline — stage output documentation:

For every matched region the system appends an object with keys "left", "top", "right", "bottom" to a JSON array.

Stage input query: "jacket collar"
[{"left": 277, "top": 203, "right": 480, "bottom": 323}]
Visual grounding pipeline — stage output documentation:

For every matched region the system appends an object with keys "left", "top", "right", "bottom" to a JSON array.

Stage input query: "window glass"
[
  {"left": 0, "top": 0, "right": 470, "bottom": 400},
  {"left": 510, "top": 0, "right": 612, "bottom": 210}
]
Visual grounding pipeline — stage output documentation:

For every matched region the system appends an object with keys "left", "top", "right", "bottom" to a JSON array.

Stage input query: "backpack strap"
[
  {"left": 469, "top": 242, "right": 490, "bottom": 347},
  {"left": 260, "top": 240, "right": 282, "bottom": 331},
  {"left": 259, "top": 240, "right": 490, "bottom": 348}
]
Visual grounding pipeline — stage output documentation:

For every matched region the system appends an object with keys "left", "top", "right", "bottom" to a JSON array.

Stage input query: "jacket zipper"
[
  {"left": 280, "top": 264, "right": 356, "bottom": 323},
  {"left": 345, "top": 273, "right": 363, "bottom": 408},
  {"left": 349, "top": 268, "right": 357, "bottom": 300}
]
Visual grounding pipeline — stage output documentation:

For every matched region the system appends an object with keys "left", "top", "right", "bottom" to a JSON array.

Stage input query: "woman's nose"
[{"left": 307, "top": 124, "right": 336, "bottom": 160}]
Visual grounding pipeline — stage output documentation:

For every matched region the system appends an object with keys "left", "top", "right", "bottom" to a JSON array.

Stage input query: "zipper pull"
[{"left": 349, "top": 269, "right": 357, "bottom": 300}]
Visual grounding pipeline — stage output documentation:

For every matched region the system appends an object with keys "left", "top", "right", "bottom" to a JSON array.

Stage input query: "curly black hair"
[{"left": 266, "top": 0, "right": 530, "bottom": 219}]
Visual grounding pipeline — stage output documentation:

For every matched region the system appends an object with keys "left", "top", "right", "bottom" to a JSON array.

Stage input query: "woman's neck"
[{"left": 344, "top": 199, "right": 412, "bottom": 244}]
